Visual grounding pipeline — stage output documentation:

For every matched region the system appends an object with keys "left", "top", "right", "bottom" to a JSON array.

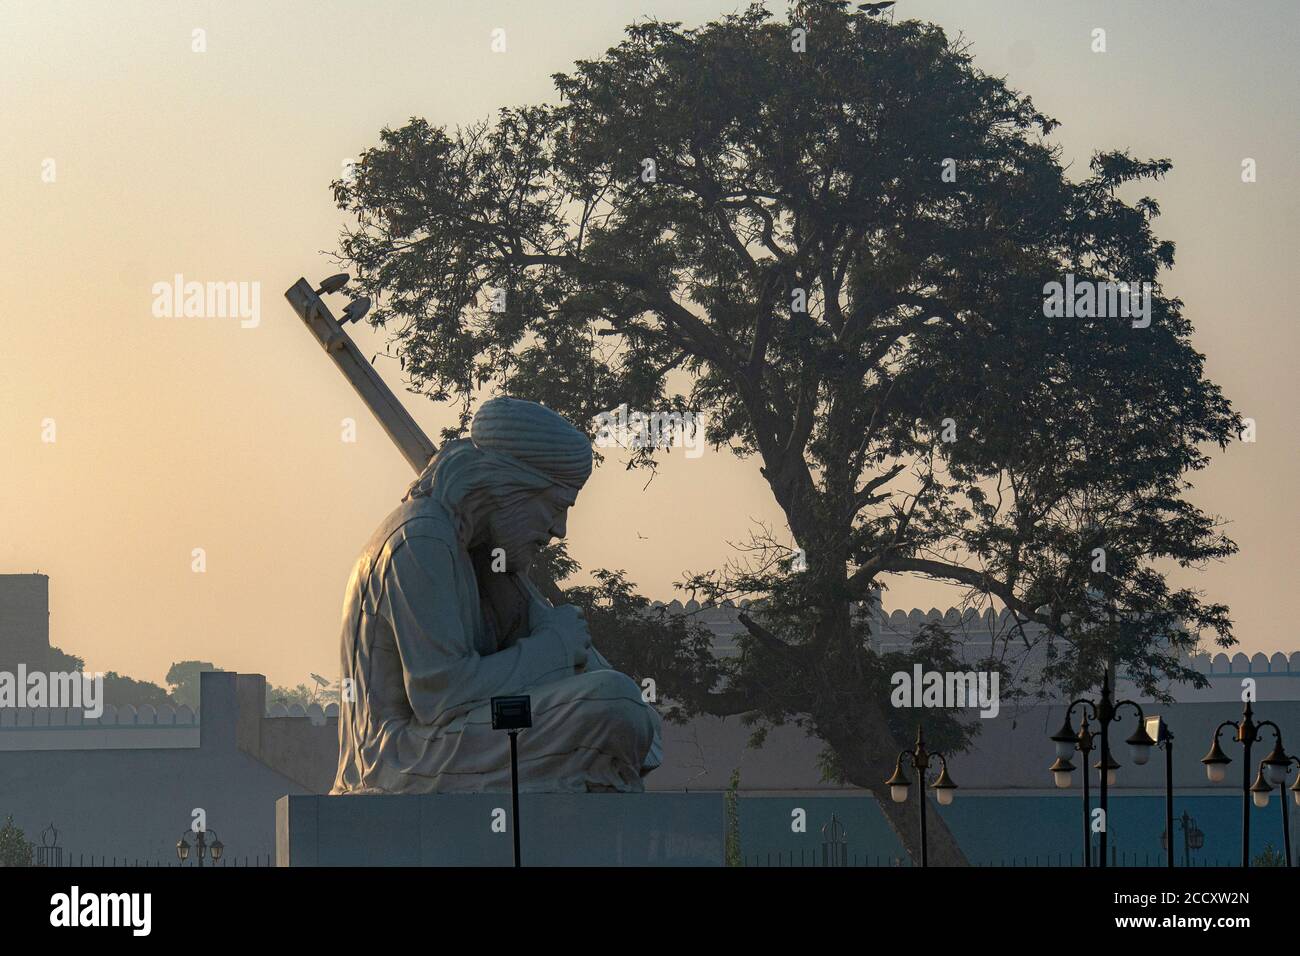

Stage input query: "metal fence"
[
  {"left": 746, "top": 850, "right": 912, "bottom": 867},
  {"left": 48, "top": 852, "right": 273, "bottom": 867},
  {"left": 978, "top": 852, "right": 1234, "bottom": 867},
  {"left": 745, "top": 849, "right": 1235, "bottom": 867}
]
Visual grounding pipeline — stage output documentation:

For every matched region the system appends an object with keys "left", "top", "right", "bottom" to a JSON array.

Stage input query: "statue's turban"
[{"left": 470, "top": 397, "right": 593, "bottom": 491}]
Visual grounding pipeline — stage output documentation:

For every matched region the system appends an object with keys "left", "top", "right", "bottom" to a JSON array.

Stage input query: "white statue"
[{"left": 333, "top": 397, "right": 662, "bottom": 794}]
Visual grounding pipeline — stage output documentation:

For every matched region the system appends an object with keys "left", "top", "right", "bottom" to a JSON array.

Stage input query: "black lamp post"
[
  {"left": 1267, "top": 749, "right": 1296, "bottom": 868},
  {"left": 1048, "top": 672, "right": 1155, "bottom": 868},
  {"left": 175, "top": 828, "right": 223, "bottom": 867},
  {"left": 885, "top": 725, "right": 958, "bottom": 868},
  {"left": 1291, "top": 757, "right": 1300, "bottom": 865},
  {"left": 1244, "top": 749, "right": 1294, "bottom": 868},
  {"left": 1200, "top": 700, "right": 1291, "bottom": 867},
  {"left": 1161, "top": 810, "right": 1205, "bottom": 868},
  {"left": 1145, "top": 715, "right": 1176, "bottom": 868},
  {"left": 1050, "top": 713, "right": 1094, "bottom": 866}
]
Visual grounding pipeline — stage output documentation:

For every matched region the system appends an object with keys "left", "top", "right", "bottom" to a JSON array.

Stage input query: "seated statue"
[{"left": 332, "top": 396, "right": 662, "bottom": 794}]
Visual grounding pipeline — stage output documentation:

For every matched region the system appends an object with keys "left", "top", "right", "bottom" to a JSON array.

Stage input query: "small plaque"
[{"left": 491, "top": 695, "right": 532, "bottom": 730}]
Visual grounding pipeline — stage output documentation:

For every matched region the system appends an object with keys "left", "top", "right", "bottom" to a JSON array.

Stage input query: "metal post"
[
  {"left": 1242, "top": 734, "right": 1253, "bottom": 867},
  {"left": 1165, "top": 739, "right": 1175, "bottom": 868},
  {"left": 1082, "top": 752, "right": 1091, "bottom": 867},
  {"left": 1098, "top": 675, "right": 1110, "bottom": 869},
  {"left": 491, "top": 696, "right": 531, "bottom": 868},
  {"left": 509, "top": 729, "right": 521, "bottom": 868},
  {"left": 1279, "top": 770, "right": 1292, "bottom": 867},
  {"left": 918, "top": 765, "right": 928, "bottom": 868}
]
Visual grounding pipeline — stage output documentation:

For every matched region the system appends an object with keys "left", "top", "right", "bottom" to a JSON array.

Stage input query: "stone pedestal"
[{"left": 277, "top": 792, "right": 724, "bottom": 866}]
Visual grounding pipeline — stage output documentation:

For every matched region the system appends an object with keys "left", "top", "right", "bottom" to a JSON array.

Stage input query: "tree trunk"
[
  {"left": 820, "top": 704, "right": 969, "bottom": 867},
  {"left": 799, "top": 536, "right": 970, "bottom": 866}
]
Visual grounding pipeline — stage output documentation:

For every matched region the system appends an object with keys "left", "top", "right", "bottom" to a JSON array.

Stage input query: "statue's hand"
[{"left": 528, "top": 602, "right": 591, "bottom": 673}]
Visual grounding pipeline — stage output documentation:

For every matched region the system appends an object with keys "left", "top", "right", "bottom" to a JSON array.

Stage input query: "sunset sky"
[{"left": 2, "top": 0, "right": 1296, "bottom": 692}]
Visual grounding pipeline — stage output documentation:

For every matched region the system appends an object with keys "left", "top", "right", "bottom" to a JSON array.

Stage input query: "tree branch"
[
  {"left": 737, "top": 611, "right": 806, "bottom": 666},
  {"left": 854, "top": 556, "right": 1046, "bottom": 626}
]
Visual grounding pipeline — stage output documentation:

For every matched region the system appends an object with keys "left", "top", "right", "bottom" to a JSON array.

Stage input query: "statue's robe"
[{"left": 332, "top": 495, "right": 662, "bottom": 794}]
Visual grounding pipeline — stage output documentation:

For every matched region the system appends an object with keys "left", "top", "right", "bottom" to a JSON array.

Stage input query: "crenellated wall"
[
  {"left": 0, "top": 702, "right": 199, "bottom": 751},
  {"left": 0, "top": 672, "right": 314, "bottom": 863},
  {"left": 649, "top": 598, "right": 1300, "bottom": 700},
  {"left": 2, "top": 605, "right": 1296, "bottom": 863}
]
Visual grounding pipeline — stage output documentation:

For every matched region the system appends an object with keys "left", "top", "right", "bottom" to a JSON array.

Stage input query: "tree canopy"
[{"left": 332, "top": 0, "right": 1240, "bottom": 864}]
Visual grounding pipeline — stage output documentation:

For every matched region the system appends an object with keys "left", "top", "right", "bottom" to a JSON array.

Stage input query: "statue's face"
[{"left": 486, "top": 485, "right": 577, "bottom": 573}]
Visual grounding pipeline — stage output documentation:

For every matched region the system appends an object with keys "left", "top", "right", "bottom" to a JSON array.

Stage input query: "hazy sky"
[{"left": 2, "top": 0, "right": 1296, "bottom": 691}]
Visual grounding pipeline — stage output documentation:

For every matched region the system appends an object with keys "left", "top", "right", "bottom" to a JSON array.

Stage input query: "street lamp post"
[
  {"left": 1161, "top": 811, "right": 1204, "bottom": 868},
  {"left": 1145, "top": 715, "right": 1175, "bottom": 868},
  {"left": 1048, "top": 672, "right": 1155, "bottom": 868},
  {"left": 175, "top": 828, "right": 223, "bottom": 867},
  {"left": 1245, "top": 749, "right": 1294, "bottom": 868},
  {"left": 1200, "top": 700, "right": 1291, "bottom": 867},
  {"left": 1290, "top": 757, "right": 1300, "bottom": 866},
  {"left": 1266, "top": 749, "right": 1295, "bottom": 867},
  {"left": 1050, "top": 713, "right": 1094, "bottom": 866},
  {"left": 885, "top": 725, "right": 958, "bottom": 868}
]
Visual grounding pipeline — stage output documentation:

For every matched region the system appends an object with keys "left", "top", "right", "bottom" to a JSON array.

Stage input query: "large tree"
[{"left": 332, "top": 1, "right": 1239, "bottom": 865}]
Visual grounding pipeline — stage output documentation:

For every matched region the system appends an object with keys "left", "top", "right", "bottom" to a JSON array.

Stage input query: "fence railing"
[
  {"left": 746, "top": 850, "right": 912, "bottom": 867},
  {"left": 45, "top": 852, "right": 273, "bottom": 867},
  {"left": 977, "top": 852, "right": 1232, "bottom": 867},
  {"left": 745, "top": 849, "right": 1232, "bottom": 867}
]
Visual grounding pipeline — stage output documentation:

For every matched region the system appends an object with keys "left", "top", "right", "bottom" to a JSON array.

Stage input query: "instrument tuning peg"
[
  {"left": 341, "top": 296, "right": 372, "bottom": 325},
  {"left": 315, "top": 273, "right": 350, "bottom": 295}
]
